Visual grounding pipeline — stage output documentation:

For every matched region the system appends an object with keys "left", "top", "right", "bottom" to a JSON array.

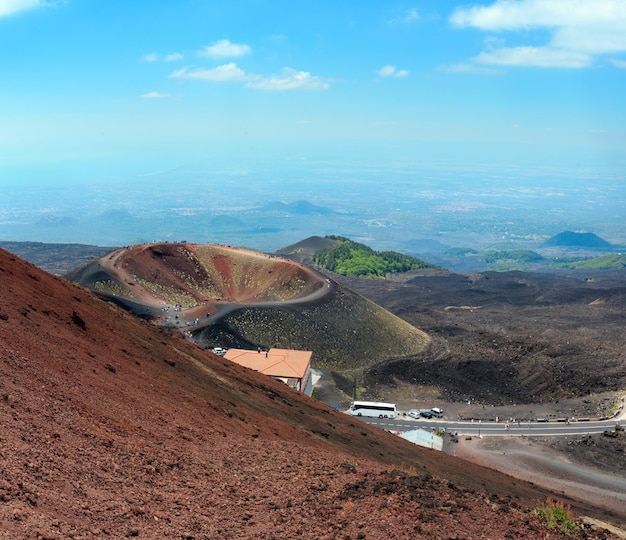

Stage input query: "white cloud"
[
  {"left": 612, "top": 59, "right": 626, "bottom": 68},
  {"left": 247, "top": 68, "right": 329, "bottom": 91},
  {"left": 164, "top": 52, "right": 183, "bottom": 62},
  {"left": 475, "top": 46, "right": 592, "bottom": 68},
  {"left": 377, "top": 65, "right": 409, "bottom": 78},
  {"left": 0, "top": 0, "right": 40, "bottom": 17},
  {"left": 143, "top": 52, "right": 184, "bottom": 63},
  {"left": 141, "top": 91, "right": 169, "bottom": 99},
  {"left": 169, "top": 63, "right": 248, "bottom": 82},
  {"left": 169, "top": 61, "right": 328, "bottom": 91},
  {"left": 198, "top": 39, "right": 251, "bottom": 59},
  {"left": 450, "top": 0, "right": 626, "bottom": 68},
  {"left": 389, "top": 8, "right": 420, "bottom": 24},
  {"left": 439, "top": 63, "right": 500, "bottom": 75}
]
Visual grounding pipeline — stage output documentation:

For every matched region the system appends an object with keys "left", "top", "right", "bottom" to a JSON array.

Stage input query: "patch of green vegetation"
[
  {"left": 534, "top": 499, "right": 581, "bottom": 536},
  {"left": 444, "top": 247, "right": 478, "bottom": 256},
  {"left": 479, "top": 250, "right": 544, "bottom": 264},
  {"left": 314, "top": 236, "right": 438, "bottom": 277},
  {"left": 553, "top": 253, "right": 626, "bottom": 270},
  {"left": 136, "top": 279, "right": 196, "bottom": 307},
  {"left": 94, "top": 279, "right": 135, "bottom": 298},
  {"left": 603, "top": 397, "right": 623, "bottom": 417}
]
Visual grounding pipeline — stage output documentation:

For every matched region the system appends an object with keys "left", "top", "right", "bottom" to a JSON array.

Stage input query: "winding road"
[
  {"left": 357, "top": 409, "right": 624, "bottom": 437},
  {"left": 355, "top": 401, "right": 626, "bottom": 519},
  {"left": 348, "top": 398, "right": 626, "bottom": 437}
]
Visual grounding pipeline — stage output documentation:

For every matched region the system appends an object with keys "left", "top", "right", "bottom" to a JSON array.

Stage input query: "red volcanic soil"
[{"left": 1, "top": 247, "right": 625, "bottom": 538}]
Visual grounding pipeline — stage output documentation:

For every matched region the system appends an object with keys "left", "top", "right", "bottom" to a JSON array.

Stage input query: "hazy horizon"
[{"left": 2, "top": 159, "right": 624, "bottom": 260}]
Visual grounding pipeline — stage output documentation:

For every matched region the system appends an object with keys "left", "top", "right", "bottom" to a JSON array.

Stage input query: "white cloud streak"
[
  {"left": 475, "top": 46, "right": 592, "bottom": 68},
  {"left": 150, "top": 38, "right": 327, "bottom": 92},
  {"left": 141, "top": 91, "right": 169, "bottom": 99},
  {"left": 389, "top": 8, "right": 420, "bottom": 24},
  {"left": 247, "top": 68, "right": 329, "bottom": 91},
  {"left": 377, "top": 65, "right": 409, "bottom": 78},
  {"left": 164, "top": 53, "right": 183, "bottom": 62},
  {"left": 450, "top": 0, "right": 626, "bottom": 68},
  {"left": 0, "top": 0, "right": 40, "bottom": 17},
  {"left": 169, "top": 54, "right": 328, "bottom": 91},
  {"left": 198, "top": 39, "right": 251, "bottom": 59},
  {"left": 143, "top": 52, "right": 184, "bottom": 63},
  {"left": 170, "top": 63, "right": 248, "bottom": 82},
  {"left": 439, "top": 63, "right": 500, "bottom": 75}
]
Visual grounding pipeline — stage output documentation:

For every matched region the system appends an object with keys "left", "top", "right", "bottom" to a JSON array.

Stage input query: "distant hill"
[
  {"left": 312, "top": 235, "right": 438, "bottom": 278},
  {"left": 260, "top": 199, "right": 334, "bottom": 215},
  {"left": 445, "top": 247, "right": 478, "bottom": 257},
  {"left": 274, "top": 235, "right": 341, "bottom": 264},
  {"left": 544, "top": 231, "right": 612, "bottom": 249},
  {"left": 554, "top": 253, "right": 626, "bottom": 270},
  {"left": 479, "top": 250, "right": 544, "bottom": 265}
]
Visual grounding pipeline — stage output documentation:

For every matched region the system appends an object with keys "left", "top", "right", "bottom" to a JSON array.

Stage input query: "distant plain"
[{"left": 2, "top": 159, "right": 624, "bottom": 273}]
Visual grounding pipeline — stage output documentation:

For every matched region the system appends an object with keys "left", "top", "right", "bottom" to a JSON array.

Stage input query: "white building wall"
[{"left": 399, "top": 428, "right": 444, "bottom": 451}]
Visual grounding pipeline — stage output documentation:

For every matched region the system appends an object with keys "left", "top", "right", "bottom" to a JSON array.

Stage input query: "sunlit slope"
[{"left": 194, "top": 284, "right": 430, "bottom": 373}]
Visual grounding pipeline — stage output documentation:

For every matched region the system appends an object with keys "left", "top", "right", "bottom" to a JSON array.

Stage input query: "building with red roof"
[{"left": 223, "top": 348, "right": 313, "bottom": 396}]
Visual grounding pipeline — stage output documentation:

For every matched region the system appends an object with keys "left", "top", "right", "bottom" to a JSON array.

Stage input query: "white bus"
[{"left": 350, "top": 401, "right": 397, "bottom": 419}]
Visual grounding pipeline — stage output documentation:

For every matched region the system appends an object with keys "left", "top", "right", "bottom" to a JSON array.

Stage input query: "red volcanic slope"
[{"left": 0, "top": 247, "right": 621, "bottom": 538}]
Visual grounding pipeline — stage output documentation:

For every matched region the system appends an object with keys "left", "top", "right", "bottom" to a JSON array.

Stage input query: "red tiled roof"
[{"left": 224, "top": 348, "right": 311, "bottom": 379}]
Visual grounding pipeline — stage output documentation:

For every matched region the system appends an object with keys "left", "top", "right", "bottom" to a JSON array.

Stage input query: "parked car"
[
  {"left": 430, "top": 407, "right": 444, "bottom": 418},
  {"left": 408, "top": 410, "right": 421, "bottom": 419},
  {"left": 212, "top": 347, "right": 227, "bottom": 356},
  {"left": 419, "top": 410, "right": 434, "bottom": 419}
]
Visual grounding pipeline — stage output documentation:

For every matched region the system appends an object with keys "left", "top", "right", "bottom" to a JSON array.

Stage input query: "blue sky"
[{"left": 2, "top": 0, "right": 626, "bottom": 182}]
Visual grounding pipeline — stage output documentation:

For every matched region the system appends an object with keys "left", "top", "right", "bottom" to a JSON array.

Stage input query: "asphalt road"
[{"left": 357, "top": 416, "right": 623, "bottom": 437}]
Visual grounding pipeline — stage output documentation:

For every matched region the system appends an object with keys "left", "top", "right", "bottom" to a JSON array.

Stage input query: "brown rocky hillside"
[{"left": 1, "top": 246, "right": 624, "bottom": 537}]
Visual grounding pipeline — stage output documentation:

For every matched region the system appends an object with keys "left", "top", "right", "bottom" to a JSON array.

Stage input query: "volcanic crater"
[{"left": 68, "top": 242, "right": 430, "bottom": 373}]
